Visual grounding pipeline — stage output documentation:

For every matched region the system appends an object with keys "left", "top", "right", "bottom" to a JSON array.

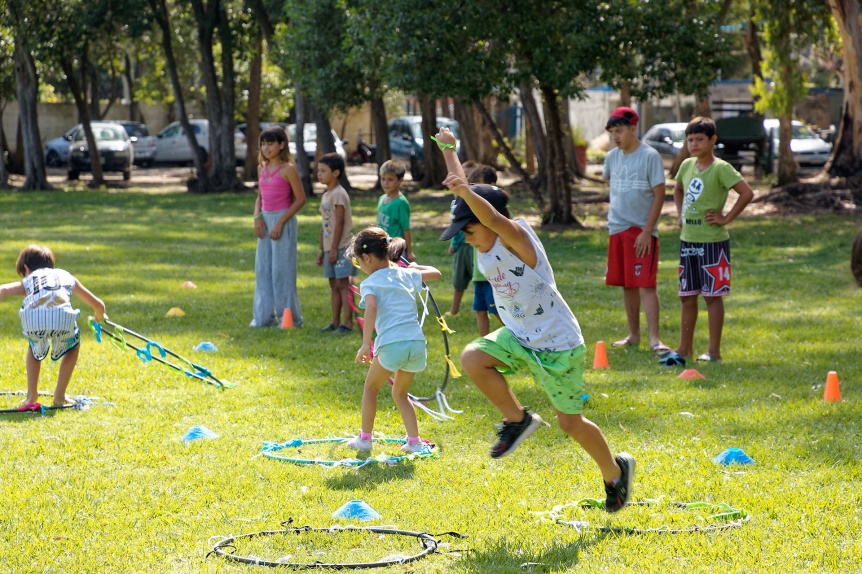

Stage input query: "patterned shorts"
[
  {"left": 678, "top": 240, "right": 731, "bottom": 297},
  {"left": 20, "top": 307, "right": 81, "bottom": 361}
]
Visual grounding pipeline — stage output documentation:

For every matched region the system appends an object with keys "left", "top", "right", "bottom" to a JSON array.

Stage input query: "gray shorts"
[
  {"left": 323, "top": 246, "right": 357, "bottom": 280},
  {"left": 20, "top": 307, "right": 81, "bottom": 361}
]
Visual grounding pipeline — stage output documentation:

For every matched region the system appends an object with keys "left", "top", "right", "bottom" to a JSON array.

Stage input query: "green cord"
[{"left": 430, "top": 135, "right": 456, "bottom": 151}]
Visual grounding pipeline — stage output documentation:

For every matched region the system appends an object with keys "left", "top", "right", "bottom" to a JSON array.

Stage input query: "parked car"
[
  {"left": 68, "top": 122, "right": 133, "bottom": 180},
  {"left": 641, "top": 122, "right": 687, "bottom": 168},
  {"left": 763, "top": 119, "right": 832, "bottom": 169},
  {"left": 286, "top": 124, "right": 347, "bottom": 163},
  {"left": 44, "top": 125, "right": 79, "bottom": 167},
  {"left": 388, "top": 116, "right": 461, "bottom": 179},
  {"left": 154, "top": 119, "right": 210, "bottom": 164},
  {"left": 116, "top": 121, "right": 157, "bottom": 167}
]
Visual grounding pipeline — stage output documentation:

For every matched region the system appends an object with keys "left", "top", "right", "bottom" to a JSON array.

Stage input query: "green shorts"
[{"left": 466, "top": 327, "right": 586, "bottom": 414}]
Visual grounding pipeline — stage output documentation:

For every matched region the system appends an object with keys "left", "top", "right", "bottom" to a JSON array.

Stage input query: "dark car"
[
  {"left": 388, "top": 116, "right": 461, "bottom": 179},
  {"left": 68, "top": 122, "right": 133, "bottom": 180},
  {"left": 116, "top": 121, "right": 157, "bottom": 167}
]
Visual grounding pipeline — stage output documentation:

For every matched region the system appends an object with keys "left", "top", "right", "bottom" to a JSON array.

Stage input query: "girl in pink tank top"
[{"left": 250, "top": 126, "right": 307, "bottom": 328}]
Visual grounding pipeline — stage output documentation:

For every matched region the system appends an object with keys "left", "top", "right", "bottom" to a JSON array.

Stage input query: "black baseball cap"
[{"left": 439, "top": 184, "right": 509, "bottom": 241}]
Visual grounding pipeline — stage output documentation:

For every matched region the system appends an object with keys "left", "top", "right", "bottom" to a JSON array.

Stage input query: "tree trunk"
[
  {"left": 243, "top": 26, "right": 263, "bottom": 180},
  {"left": 293, "top": 92, "right": 313, "bottom": 195},
  {"left": 776, "top": 113, "right": 798, "bottom": 185},
  {"left": 520, "top": 84, "right": 546, "bottom": 191},
  {"left": 150, "top": 0, "right": 209, "bottom": 191},
  {"left": 453, "top": 98, "right": 480, "bottom": 162},
  {"left": 418, "top": 94, "right": 448, "bottom": 187},
  {"left": 475, "top": 98, "right": 545, "bottom": 210},
  {"left": 0, "top": 103, "right": 8, "bottom": 188},
  {"left": 313, "top": 103, "right": 352, "bottom": 192},
  {"left": 369, "top": 88, "right": 389, "bottom": 190},
  {"left": 540, "top": 84, "right": 580, "bottom": 227},
  {"left": 742, "top": 9, "right": 767, "bottom": 177},
  {"left": 827, "top": 0, "right": 862, "bottom": 184},
  {"left": 619, "top": 82, "right": 632, "bottom": 107},
  {"left": 123, "top": 53, "right": 141, "bottom": 122},
  {"left": 558, "top": 97, "right": 585, "bottom": 179},
  {"left": 61, "top": 50, "right": 105, "bottom": 185},
  {"left": 12, "top": 25, "right": 51, "bottom": 190},
  {"left": 694, "top": 89, "right": 711, "bottom": 117}
]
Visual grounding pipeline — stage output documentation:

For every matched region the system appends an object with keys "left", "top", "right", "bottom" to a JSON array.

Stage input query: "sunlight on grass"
[{"left": 0, "top": 188, "right": 861, "bottom": 572}]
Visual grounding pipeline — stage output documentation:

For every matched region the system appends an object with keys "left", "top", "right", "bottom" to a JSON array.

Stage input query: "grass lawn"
[{"left": 1, "top": 184, "right": 861, "bottom": 573}]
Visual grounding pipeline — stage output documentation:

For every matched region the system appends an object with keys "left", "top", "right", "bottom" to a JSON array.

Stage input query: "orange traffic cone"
[
  {"left": 280, "top": 308, "right": 294, "bottom": 329},
  {"left": 593, "top": 341, "right": 609, "bottom": 369},
  {"left": 678, "top": 368, "right": 706, "bottom": 380},
  {"left": 824, "top": 370, "right": 841, "bottom": 402}
]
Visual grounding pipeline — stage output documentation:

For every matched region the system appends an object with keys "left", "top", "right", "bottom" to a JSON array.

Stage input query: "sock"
[
  {"left": 359, "top": 431, "right": 373, "bottom": 441},
  {"left": 406, "top": 436, "right": 420, "bottom": 445}
]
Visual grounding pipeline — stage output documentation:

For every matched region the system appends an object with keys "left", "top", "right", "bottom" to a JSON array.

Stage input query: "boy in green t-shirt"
[
  {"left": 660, "top": 117, "right": 753, "bottom": 366},
  {"left": 376, "top": 160, "right": 414, "bottom": 261}
]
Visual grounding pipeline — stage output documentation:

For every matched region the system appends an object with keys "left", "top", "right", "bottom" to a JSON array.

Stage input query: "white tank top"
[{"left": 476, "top": 218, "right": 583, "bottom": 352}]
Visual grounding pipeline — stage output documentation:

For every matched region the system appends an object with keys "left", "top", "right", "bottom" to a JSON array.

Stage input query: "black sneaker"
[
  {"left": 604, "top": 452, "right": 635, "bottom": 512},
  {"left": 490, "top": 409, "right": 543, "bottom": 459}
]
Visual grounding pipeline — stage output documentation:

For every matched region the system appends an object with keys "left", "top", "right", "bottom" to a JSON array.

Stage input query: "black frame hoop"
[
  {"left": 549, "top": 498, "right": 750, "bottom": 535},
  {"left": 349, "top": 256, "right": 462, "bottom": 420},
  {"left": 208, "top": 520, "right": 464, "bottom": 569},
  {"left": 0, "top": 390, "right": 82, "bottom": 414}
]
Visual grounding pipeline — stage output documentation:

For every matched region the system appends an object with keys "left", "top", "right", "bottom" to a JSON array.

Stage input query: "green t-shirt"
[
  {"left": 677, "top": 157, "right": 743, "bottom": 243},
  {"left": 376, "top": 193, "right": 410, "bottom": 238}
]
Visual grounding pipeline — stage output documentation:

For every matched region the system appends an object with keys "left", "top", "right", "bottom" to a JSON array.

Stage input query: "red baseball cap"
[{"left": 607, "top": 106, "right": 639, "bottom": 127}]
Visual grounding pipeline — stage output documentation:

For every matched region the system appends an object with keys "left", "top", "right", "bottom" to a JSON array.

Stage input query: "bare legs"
[
  {"left": 450, "top": 289, "right": 465, "bottom": 315},
  {"left": 358, "top": 358, "right": 418, "bottom": 438},
  {"left": 329, "top": 277, "right": 354, "bottom": 329},
  {"left": 675, "top": 295, "right": 723, "bottom": 360},
  {"left": 25, "top": 345, "right": 79, "bottom": 406},
  {"left": 620, "top": 286, "right": 662, "bottom": 348}
]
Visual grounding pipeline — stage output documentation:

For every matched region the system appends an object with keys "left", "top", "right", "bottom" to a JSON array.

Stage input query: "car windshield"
[
  {"left": 671, "top": 129, "right": 686, "bottom": 143},
  {"left": 287, "top": 124, "right": 317, "bottom": 141},
  {"left": 409, "top": 121, "right": 460, "bottom": 140},
  {"left": 792, "top": 124, "right": 818, "bottom": 139},
  {"left": 122, "top": 124, "right": 149, "bottom": 138},
  {"left": 74, "top": 126, "right": 126, "bottom": 142}
]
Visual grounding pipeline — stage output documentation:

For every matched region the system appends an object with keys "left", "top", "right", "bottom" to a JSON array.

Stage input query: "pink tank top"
[{"left": 259, "top": 163, "right": 293, "bottom": 212}]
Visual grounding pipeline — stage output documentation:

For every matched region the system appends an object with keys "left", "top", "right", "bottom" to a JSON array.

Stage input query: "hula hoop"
[
  {"left": 349, "top": 256, "right": 462, "bottom": 420},
  {"left": 208, "top": 519, "right": 465, "bottom": 569},
  {"left": 540, "top": 498, "right": 750, "bottom": 534},
  {"left": 261, "top": 437, "right": 440, "bottom": 468},
  {"left": 88, "top": 317, "right": 234, "bottom": 389},
  {"left": 0, "top": 390, "right": 94, "bottom": 415}
]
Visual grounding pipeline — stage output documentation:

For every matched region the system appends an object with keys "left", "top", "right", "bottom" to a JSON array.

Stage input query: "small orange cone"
[
  {"left": 824, "top": 370, "right": 841, "bottom": 402},
  {"left": 280, "top": 308, "right": 294, "bottom": 329},
  {"left": 678, "top": 368, "right": 706, "bottom": 380},
  {"left": 593, "top": 341, "right": 609, "bottom": 369},
  {"left": 165, "top": 307, "right": 185, "bottom": 317}
]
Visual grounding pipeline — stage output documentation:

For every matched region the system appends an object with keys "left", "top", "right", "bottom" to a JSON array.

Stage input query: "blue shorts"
[
  {"left": 323, "top": 246, "right": 357, "bottom": 280},
  {"left": 375, "top": 340, "right": 427, "bottom": 373},
  {"left": 473, "top": 281, "right": 498, "bottom": 314}
]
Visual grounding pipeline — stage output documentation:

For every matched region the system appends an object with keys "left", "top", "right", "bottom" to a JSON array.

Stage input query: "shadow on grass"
[
  {"left": 323, "top": 461, "right": 417, "bottom": 491},
  {"left": 454, "top": 534, "right": 600, "bottom": 573}
]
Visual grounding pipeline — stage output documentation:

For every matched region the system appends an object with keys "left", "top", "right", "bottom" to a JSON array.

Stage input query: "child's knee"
[{"left": 557, "top": 413, "right": 586, "bottom": 436}]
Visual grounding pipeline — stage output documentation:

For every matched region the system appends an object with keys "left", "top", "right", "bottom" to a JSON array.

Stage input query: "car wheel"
[
  {"left": 68, "top": 169, "right": 79, "bottom": 180},
  {"left": 409, "top": 156, "right": 424, "bottom": 181},
  {"left": 123, "top": 168, "right": 131, "bottom": 181},
  {"left": 46, "top": 150, "right": 62, "bottom": 168}
]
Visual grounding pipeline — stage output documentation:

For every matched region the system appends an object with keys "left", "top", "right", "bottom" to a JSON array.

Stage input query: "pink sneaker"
[{"left": 346, "top": 436, "right": 372, "bottom": 451}]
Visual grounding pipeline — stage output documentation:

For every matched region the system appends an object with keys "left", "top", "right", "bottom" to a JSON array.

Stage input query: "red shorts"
[{"left": 605, "top": 227, "right": 659, "bottom": 289}]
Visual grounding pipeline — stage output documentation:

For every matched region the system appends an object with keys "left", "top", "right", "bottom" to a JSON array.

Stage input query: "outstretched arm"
[
  {"left": 74, "top": 279, "right": 106, "bottom": 322},
  {"left": 0, "top": 281, "right": 25, "bottom": 301}
]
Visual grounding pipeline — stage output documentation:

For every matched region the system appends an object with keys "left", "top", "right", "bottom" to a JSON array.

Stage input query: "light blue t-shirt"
[
  {"left": 359, "top": 265, "right": 425, "bottom": 348},
  {"left": 602, "top": 143, "right": 665, "bottom": 236}
]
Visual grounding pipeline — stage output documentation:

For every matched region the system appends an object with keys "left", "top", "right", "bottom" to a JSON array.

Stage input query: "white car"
[
  {"left": 287, "top": 124, "right": 347, "bottom": 162},
  {"left": 44, "top": 126, "right": 79, "bottom": 167},
  {"left": 155, "top": 119, "right": 246, "bottom": 165},
  {"left": 117, "top": 121, "right": 157, "bottom": 167},
  {"left": 763, "top": 119, "right": 832, "bottom": 168}
]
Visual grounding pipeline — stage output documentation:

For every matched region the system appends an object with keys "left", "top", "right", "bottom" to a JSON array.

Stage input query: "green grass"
[{"left": 1, "top": 186, "right": 861, "bottom": 573}]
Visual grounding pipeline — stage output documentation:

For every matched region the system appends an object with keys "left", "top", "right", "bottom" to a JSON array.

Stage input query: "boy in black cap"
[{"left": 435, "top": 127, "right": 635, "bottom": 512}]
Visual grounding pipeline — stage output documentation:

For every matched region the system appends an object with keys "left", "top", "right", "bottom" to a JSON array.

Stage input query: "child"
[
  {"left": 347, "top": 227, "right": 441, "bottom": 453},
  {"left": 0, "top": 245, "right": 106, "bottom": 408},
  {"left": 661, "top": 117, "right": 754, "bottom": 365},
  {"left": 448, "top": 229, "right": 473, "bottom": 315},
  {"left": 602, "top": 107, "right": 669, "bottom": 354},
  {"left": 376, "top": 160, "right": 415, "bottom": 261},
  {"left": 251, "top": 126, "right": 306, "bottom": 328},
  {"left": 435, "top": 127, "right": 635, "bottom": 513},
  {"left": 464, "top": 164, "right": 502, "bottom": 336},
  {"left": 316, "top": 153, "right": 356, "bottom": 334}
]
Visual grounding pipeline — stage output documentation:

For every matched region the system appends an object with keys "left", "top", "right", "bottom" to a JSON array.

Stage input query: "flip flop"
[
  {"left": 658, "top": 352, "right": 686, "bottom": 367},
  {"left": 651, "top": 343, "right": 672, "bottom": 357},
  {"left": 612, "top": 338, "right": 635, "bottom": 348},
  {"left": 696, "top": 353, "right": 721, "bottom": 363},
  {"left": 16, "top": 402, "right": 42, "bottom": 412}
]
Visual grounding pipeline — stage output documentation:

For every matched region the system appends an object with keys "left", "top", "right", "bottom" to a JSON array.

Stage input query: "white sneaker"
[
  {"left": 346, "top": 436, "right": 372, "bottom": 451},
  {"left": 400, "top": 440, "right": 427, "bottom": 454}
]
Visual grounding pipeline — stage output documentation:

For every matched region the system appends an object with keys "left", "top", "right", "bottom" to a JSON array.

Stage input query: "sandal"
[
  {"left": 612, "top": 338, "right": 636, "bottom": 348},
  {"left": 651, "top": 343, "right": 672, "bottom": 357},
  {"left": 696, "top": 353, "right": 721, "bottom": 363},
  {"left": 658, "top": 351, "right": 686, "bottom": 367},
  {"left": 336, "top": 325, "right": 354, "bottom": 334},
  {"left": 16, "top": 402, "right": 42, "bottom": 412}
]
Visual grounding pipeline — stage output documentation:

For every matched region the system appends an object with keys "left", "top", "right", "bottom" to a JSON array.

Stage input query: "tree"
[
  {"left": 0, "top": 21, "right": 14, "bottom": 188},
  {"left": 827, "top": 0, "right": 862, "bottom": 187}
]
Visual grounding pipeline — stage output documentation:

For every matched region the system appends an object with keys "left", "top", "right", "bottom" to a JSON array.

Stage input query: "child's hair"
[
  {"left": 685, "top": 116, "right": 717, "bottom": 139},
  {"left": 351, "top": 227, "right": 391, "bottom": 261},
  {"left": 379, "top": 159, "right": 406, "bottom": 179},
  {"left": 852, "top": 228, "right": 862, "bottom": 287},
  {"left": 319, "top": 152, "right": 344, "bottom": 176},
  {"left": 388, "top": 237, "right": 407, "bottom": 262},
  {"left": 17, "top": 244, "right": 55, "bottom": 276},
  {"left": 468, "top": 164, "right": 497, "bottom": 185},
  {"left": 259, "top": 126, "right": 292, "bottom": 164}
]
